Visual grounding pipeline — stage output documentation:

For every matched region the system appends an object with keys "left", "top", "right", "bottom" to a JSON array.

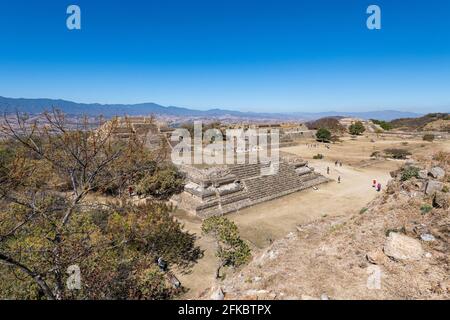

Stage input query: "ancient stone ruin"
[
  {"left": 173, "top": 154, "right": 330, "bottom": 218},
  {"left": 98, "top": 116, "right": 168, "bottom": 150},
  {"left": 100, "top": 117, "right": 328, "bottom": 218}
]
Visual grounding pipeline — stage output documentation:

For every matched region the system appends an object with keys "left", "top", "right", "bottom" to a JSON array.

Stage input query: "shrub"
[
  {"left": 384, "top": 148, "right": 411, "bottom": 160},
  {"left": 349, "top": 121, "right": 366, "bottom": 135},
  {"left": 313, "top": 154, "right": 324, "bottom": 159},
  {"left": 423, "top": 134, "right": 435, "bottom": 142},
  {"left": 400, "top": 166, "right": 420, "bottom": 181}
]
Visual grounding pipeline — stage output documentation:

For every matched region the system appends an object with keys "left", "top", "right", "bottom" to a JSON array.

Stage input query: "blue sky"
[{"left": 0, "top": 0, "right": 449, "bottom": 113}]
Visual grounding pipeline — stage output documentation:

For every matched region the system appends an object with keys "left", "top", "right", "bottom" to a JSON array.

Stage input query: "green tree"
[
  {"left": 315, "top": 128, "right": 331, "bottom": 142},
  {"left": 349, "top": 121, "right": 366, "bottom": 135},
  {"left": 135, "top": 165, "right": 184, "bottom": 199},
  {"left": 202, "top": 216, "right": 251, "bottom": 279}
]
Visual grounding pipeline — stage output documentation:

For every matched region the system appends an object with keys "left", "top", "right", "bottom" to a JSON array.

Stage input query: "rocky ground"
[{"left": 205, "top": 152, "right": 449, "bottom": 300}]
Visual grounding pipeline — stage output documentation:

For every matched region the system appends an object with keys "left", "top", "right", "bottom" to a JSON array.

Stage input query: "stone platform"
[{"left": 173, "top": 155, "right": 330, "bottom": 218}]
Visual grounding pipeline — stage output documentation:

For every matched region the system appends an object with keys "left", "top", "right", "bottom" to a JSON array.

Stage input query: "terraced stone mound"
[{"left": 174, "top": 155, "right": 330, "bottom": 218}]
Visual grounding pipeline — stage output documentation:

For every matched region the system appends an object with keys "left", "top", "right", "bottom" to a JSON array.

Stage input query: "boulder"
[
  {"left": 384, "top": 232, "right": 424, "bottom": 261},
  {"left": 429, "top": 167, "right": 445, "bottom": 180},
  {"left": 433, "top": 191, "right": 449, "bottom": 209},
  {"left": 425, "top": 180, "right": 444, "bottom": 195}
]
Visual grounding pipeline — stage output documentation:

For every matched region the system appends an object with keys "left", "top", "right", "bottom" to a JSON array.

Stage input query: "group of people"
[
  {"left": 326, "top": 161, "right": 343, "bottom": 183},
  {"left": 306, "top": 143, "right": 331, "bottom": 149},
  {"left": 372, "top": 179, "right": 382, "bottom": 192},
  {"left": 325, "top": 161, "right": 382, "bottom": 191}
]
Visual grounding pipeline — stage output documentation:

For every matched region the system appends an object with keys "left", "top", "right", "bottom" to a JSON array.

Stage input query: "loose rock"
[
  {"left": 429, "top": 167, "right": 445, "bottom": 180},
  {"left": 425, "top": 180, "right": 444, "bottom": 195},
  {"left": 366, "top": 249, "right": 387, "bottom": 265},
  {"left": 418, "top": 170, "right": 428, "bottom": 179},
  {"left": 384, "top": 232, "right": 424, "bottom": 261}
]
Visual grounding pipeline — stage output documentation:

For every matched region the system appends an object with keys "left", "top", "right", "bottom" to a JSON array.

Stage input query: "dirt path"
[{"left": 229, "top": 158, "right": 397, "bottom": 249}]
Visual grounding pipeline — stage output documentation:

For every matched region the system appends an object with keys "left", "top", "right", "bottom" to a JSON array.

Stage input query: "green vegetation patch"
[
  {"left": 384, "top": 148, "right": 412, "bottom": 160},
  {"left": 400, "top": 166, "right": 420, "bottom": 181},
  {"left": 313, "top": 153, "right": 324, "bottom": 159},
  {"left": 420, "top": 204, "right": 433, "bottom": 214},
  {"left": 349, "top": 121, "right": 366, "bottom": 136},
  {"left": 371, "top": 119, "right": 393, "bottom": 131}
]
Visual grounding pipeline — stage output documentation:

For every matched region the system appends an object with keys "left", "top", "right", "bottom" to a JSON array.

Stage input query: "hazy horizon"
[{"left": 3, "top": 94, "right": 447, "bottom": 116}]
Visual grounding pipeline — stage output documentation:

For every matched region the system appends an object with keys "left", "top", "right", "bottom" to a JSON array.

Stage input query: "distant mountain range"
[{"left": 0, "top": 96, "right": 424, "bottom": 121}]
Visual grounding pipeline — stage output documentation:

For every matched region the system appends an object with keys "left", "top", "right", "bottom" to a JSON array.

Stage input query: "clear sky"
[{"left": 0, "top": 0, "right": 449, "bottom": 113}]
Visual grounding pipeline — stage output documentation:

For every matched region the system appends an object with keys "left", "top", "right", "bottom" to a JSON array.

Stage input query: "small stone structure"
[
  {"left": 173, "top": 154, "right": 330, "bottom": 218},
  {"left": 98, "top": 116, "right": 168, "bottom": 150}
]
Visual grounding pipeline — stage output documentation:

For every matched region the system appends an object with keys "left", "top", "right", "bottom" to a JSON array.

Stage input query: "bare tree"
[{"left": 0, "top": 110, "right": 193, "bottom": 299}]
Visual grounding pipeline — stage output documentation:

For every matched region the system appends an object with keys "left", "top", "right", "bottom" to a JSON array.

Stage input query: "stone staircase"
[
  {"left": 243, "top": 163, "right": 328, "bottom": 204},
  {"left": 228, "top": 163, "right": 265, "bottom": 180}
]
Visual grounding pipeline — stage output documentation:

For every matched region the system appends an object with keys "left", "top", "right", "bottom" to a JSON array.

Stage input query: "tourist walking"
[
  {"left": 327, "top": 166, "right": 330, "bottom": 174},
  {"left": 377, "top": 183, "right": 382, "bottom": 192},
  {"left": 338, "top": 176, "right": 341, "bottom": 184}
]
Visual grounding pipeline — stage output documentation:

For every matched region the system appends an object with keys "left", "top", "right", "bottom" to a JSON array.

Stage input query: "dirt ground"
[{"left": 173, "top": 134, "right": 449, "bottom": 299}]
